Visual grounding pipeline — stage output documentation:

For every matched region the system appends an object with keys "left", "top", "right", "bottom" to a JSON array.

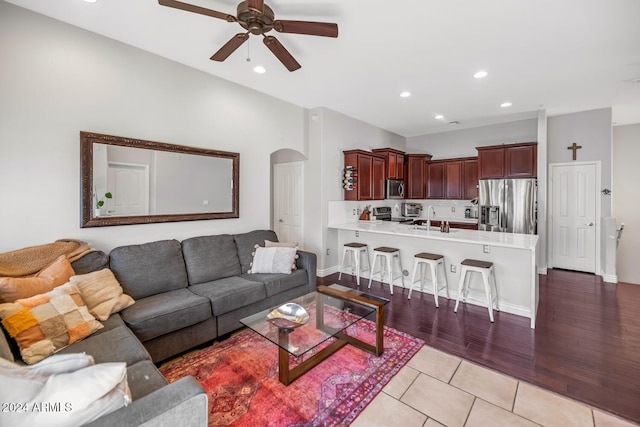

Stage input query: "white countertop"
[{"left": 330, "top": 221, "right": 538, "bottom": 250}]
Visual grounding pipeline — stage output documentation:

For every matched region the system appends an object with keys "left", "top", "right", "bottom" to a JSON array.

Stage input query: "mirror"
[{"left": 80, "top": 131, "right": 239, "bottom": 227}]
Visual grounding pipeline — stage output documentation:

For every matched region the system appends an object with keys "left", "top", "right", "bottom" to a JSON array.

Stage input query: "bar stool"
[
  {"left": 338, "top": 242, "right": 371, "bottom": 286},
  {"left": 454, "top": 259, "right": 499, "bottom": 322},
  {"left": 408, "top": 252, "right": 449, "bottom": 307},
  {"left": 368, "top": 246, "right": 404, "bottom": 294}
]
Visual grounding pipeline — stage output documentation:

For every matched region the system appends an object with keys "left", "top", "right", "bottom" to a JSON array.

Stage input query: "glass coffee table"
[{"left": 240, "top": 284, "right": 390, "bottom": 385}]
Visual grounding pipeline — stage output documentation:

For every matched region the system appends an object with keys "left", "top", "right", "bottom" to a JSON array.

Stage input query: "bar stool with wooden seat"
[
  {"left": 368, "top": 246, "right": 404, "bottom": 294},
  {"left": 454, "top": 259, "right": 499, "bottom": 322},
  {"left": 408, "top": 252, "right": 449, "bottom": 307},
  {"left": 338, "top": 242, "right": 371, "bottom": 286}
]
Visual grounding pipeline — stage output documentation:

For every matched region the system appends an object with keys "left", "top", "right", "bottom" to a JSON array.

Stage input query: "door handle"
[
  {"left": 279, "top": 219, "right": 283, "bottom": 223},
  {"left": 585, "top": 222, "right": 594, "bottom": 226}
]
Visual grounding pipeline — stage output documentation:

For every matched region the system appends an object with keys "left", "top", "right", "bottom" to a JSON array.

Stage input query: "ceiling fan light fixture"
[
  {"left": 473, "top": 70, "right": 488, "bottom": 79},
  {"left": 400, "top": 91, "right": 411, "bottom": 98},
  {"left": 253, "top": 65, "right": 266, "bottom": 73}
]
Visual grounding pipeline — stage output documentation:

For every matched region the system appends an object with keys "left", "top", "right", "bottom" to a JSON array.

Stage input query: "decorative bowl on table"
[{"left": 266, "top": 303, "right": 310, "bottom": 329}]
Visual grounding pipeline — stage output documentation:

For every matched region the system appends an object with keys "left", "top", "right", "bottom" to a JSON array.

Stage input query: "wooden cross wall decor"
[{"left": 567, "top": 142, "right": 582, "bottom": 160}]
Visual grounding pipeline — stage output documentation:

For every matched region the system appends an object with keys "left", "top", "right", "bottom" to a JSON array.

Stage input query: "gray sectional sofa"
[{"left": 0, "top": 230, "right": 317, "bottom": 426}]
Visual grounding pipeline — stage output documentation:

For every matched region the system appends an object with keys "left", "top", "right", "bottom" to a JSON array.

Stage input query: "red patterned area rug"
[{"left": 160, "top": 319, "right": 423, "bottom": 426}]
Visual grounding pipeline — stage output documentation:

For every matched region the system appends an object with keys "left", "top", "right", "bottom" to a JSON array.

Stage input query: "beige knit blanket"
[{"left": 0, "top": 239, "right": 92, "bottom": 277}]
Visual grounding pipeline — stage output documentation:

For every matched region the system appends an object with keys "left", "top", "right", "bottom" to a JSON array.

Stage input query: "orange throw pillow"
[{"left": 0, "top": 256, "right": 75, "bottom": 304}]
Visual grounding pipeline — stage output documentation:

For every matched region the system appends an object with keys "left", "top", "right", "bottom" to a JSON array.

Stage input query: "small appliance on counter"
[
  {"left": 464, "top": 205, "right": 478, "bottom": 219},
  {"left": 372, "top": 206, "right": 392, "bottom": 221},
  {"left": 402, "top": 202, "right": 422, "bottom": 217}
]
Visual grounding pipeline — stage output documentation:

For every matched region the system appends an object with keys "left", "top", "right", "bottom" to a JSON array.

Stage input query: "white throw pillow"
[
  {"left": 0, "top": 360, "right": 131, "bottom": 427},
  {"left": 249, "top": 247, "right": 297, "bottom": 274}
]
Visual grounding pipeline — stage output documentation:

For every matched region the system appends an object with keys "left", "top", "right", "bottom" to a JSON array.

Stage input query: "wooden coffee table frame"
[{"left": 277, "top": 285, "right": 386, "bottom": 385}]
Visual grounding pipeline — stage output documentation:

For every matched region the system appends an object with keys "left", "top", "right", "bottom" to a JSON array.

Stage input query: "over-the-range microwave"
[{"left": 386, "top": 179, "right": 404, "bottom": 199}]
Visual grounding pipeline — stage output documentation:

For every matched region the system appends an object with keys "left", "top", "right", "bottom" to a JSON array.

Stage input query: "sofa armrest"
[
  {"left": 296, "top": 250, "right": 317, "bottom": 292},
  {"left": 85, "top": 376, "right": 207, "bottom": 427}
]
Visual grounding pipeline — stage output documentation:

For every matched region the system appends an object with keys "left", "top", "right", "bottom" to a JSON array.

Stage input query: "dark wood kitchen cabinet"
[
  {"left": 405, "top": 154, "right": 430, "bottom": 199},
  {"left": 343, "top": 150, "right": 385, "bottom": 201},
  {"left": 463, "top": 159, "right": 479, "bottom": 199},
  {"left": 477, "top": 142, "right": 537, "bottom": 179},
  {"left": 445, "top": 161, "right": 463, "bottom": 199},
  {"left": 506, "top": 143, "right": 537, "bottom": 177},
  {"left": 372, "top": 148, "right": 405, "bottom": 180},
  {"left": 372, "top": 154, "right": 386, "bottom": 200},
  {"left": 427, "top": 161, "right": 446, "bottom": 199}
]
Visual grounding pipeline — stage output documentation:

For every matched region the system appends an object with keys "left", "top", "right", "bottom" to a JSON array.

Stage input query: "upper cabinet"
[
  {"left": 426, "top": 157, "right": 477, "bottom": 200},
  {"left": 477, "top": 142, "right": 537, "bottom": 179},
  {"left": 343, "top": 150, "right": 386, "bottom": 201},
  {"left": 405, "top": 154, "right": 431, "bottom": 199},
  {"left": 372, "top": 148, "right": 405, "bottom": 180},
  {"left": 463, "top": 159, "right": 479, "bottom": 199},
  {"left": 427, "top": 161, "right": 446, "bottom": 199}
]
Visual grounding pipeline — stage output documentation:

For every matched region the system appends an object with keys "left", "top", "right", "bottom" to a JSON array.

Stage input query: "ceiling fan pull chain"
[{"left": 246, "top": 37, "right": 251, "bottom": 62}]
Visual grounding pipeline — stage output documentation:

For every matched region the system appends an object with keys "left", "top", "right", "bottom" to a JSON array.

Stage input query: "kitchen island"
[{"left": 329, "top": 221, "right": 539, "bottom": 328}]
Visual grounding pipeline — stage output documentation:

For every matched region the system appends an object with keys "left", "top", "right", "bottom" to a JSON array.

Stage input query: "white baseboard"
[
  {"left": 537, "top": 267, "right": 548, "bottom": 275},
  {"left": 602, "top": 274, "right": 618, "bottom": 283}
]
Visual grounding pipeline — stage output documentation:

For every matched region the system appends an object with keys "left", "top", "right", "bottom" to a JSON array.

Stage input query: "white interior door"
[
  {"left": 550, "top": 163, "right": 597, "bottom": 273},
  {"left": 107, "top": 162, "right": 149, "bottom": 216},
  {"left": 273, "top": 162, "right": 303, "bottom": 246}
]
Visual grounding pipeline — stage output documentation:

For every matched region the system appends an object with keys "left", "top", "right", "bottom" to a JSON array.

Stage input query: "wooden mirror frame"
[{"left": 80, "top": 131, "right": 239, "bottom": 227}]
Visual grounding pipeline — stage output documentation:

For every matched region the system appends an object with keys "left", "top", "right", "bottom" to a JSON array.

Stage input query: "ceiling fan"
[{"left": 158, "top": 0, "right": 338, "bottom": 72}]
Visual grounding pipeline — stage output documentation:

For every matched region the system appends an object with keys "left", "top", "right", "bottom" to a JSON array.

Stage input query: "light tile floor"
[{"left": 352, "top": 346, "right": 639, "bottom": 427}]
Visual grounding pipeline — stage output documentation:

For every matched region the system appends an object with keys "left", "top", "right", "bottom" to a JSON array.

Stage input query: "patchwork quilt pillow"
[{"left": 0, "top": 282, "right": 103, "bottom": 364}]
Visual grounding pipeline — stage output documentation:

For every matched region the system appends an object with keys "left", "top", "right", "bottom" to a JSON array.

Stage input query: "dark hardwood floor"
[{"left": 318, "top": 269, "right": 640, "bottom": 424}]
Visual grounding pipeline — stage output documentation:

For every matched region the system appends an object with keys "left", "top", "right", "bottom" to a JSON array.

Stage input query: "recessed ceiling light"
[
  {"left": 83, "top": 0, "right": 98, "bottom": 3},
  {"left": 473, "top": 70, "right": 488, "bottom": 79},
  {"left": 500, "top": 102, "right": 512, "bottom": 108},
  {"left": 400, "top": 91, "right": 411, "bottom": 98},
  {"left": 434, "top": 114, "right": 444, "bottom": 120},
  {"left": 253, "top": 66, "right": 266, "bottom": 74}
]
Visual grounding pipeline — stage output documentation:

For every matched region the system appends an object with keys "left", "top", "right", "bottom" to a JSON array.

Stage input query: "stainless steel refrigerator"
[{"left": 478, "top": 178, "right": 537, "bottom": 234}]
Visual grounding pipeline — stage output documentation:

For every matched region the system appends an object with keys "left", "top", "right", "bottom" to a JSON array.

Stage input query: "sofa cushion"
[
  {"left": 233, "top": 230, "right": 278, "bottom": 274},
  {"left": 126, "top": 360, "right": 168, "bottom": 401},
  {"left": 182, "top": 234, "right": 242, "bottom": 285},
  {"left": 120, "top": 289, "right": 212, "bottom": 343},
  {"left": 70, "top": 250, "right": 109, "bottom": 275},
  {"left": 241, "top": 269, "right": 309, "bottom": 298},
  {"left": 109, "top": 239, "right": 188, "bottom": 300},
  {"left": 57, "top": 325, "right": 150, "bottom": 366},
  {"left": 189, "top": 276, "right": 266, "bottom": 316}
]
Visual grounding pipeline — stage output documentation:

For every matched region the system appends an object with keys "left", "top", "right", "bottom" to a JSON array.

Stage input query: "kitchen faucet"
[{"left": 426, "top": 206, "right": 436, "bottom": 229}]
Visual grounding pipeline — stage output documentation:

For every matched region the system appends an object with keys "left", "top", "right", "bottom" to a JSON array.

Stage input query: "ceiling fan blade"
[
  {"left": 263, "top": 36, "right": 301, "bottom": 72},
  {"left": 274, "top": 20, "right": 338, "bottom": 38},
  {"left": 158, "top": 0, "right": 237, "bottom": 22},
  {"left": 210, "top": 33, "right": 249, "bottom": 62},
  {"left": 246, "top": 0, "right": 264, "bottom": 13}
]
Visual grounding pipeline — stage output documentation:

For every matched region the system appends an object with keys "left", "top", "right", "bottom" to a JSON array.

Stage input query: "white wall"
[
  {"left": 309, "top": 107, "right": 406, "bottom": 274},
  {"left": 0, "top": 2, "right": 305, "bottom": 253},
  {"left": 612, "top": 124, "right": 640, "bottom": 284},
  {"left": 547, "top": 108, "right": 613, "bottom": 217},
  {"left": 406, "top": 119, "right": 538, "bottom": 158}
]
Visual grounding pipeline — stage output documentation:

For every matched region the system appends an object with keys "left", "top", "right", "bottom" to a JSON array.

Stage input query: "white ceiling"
[{"left": 7, "top": 0, "right": 640, "bottom": 137}]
